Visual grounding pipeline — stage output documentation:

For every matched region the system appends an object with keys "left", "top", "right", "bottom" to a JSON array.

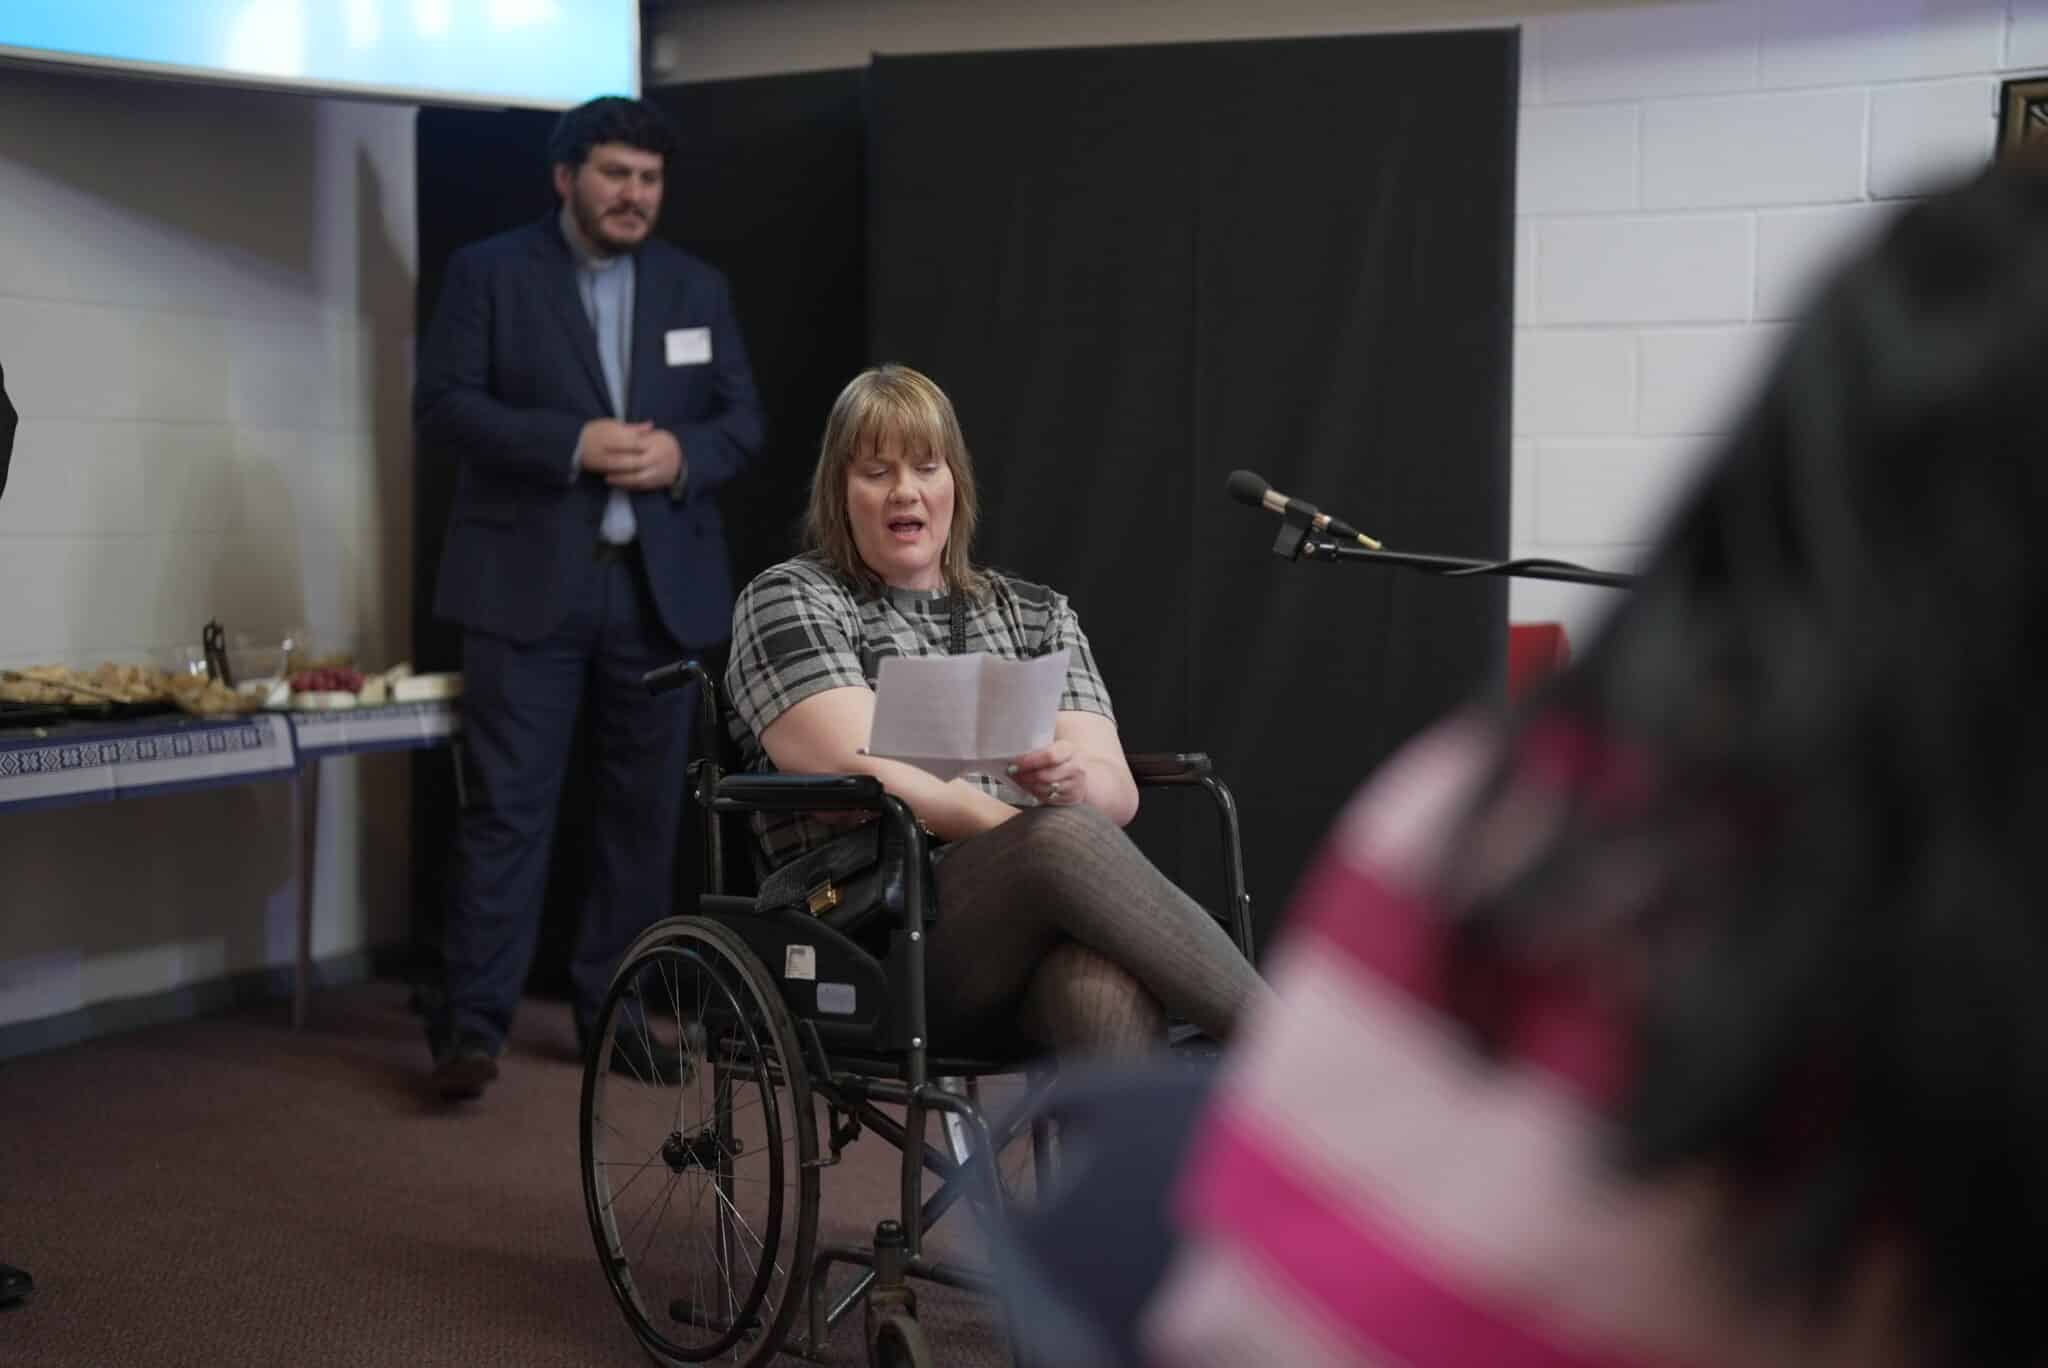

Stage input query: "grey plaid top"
[{"left": 726, "top": 553, "right": 1116, "bottom": 868}]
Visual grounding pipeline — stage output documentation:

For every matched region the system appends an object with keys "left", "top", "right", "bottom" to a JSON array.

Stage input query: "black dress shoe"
[
  {"left": 431, "top": 1038, "right": 500, "bottom": 1102},
  {"left": 0, "top": 1262, "right": 32, "bottom": 1308}
]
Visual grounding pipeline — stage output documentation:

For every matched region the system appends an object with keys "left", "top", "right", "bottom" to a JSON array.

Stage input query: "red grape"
[{"left": 290, "top": 668, "right": 364, "bottom": 694}]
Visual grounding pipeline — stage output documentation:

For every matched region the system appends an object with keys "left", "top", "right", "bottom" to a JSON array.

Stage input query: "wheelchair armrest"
[
  {"left": 1122, "top": 752, "right": 1257, "bottom": 963},
  {"left": 1125, "top": 751, "right": 1214, "bottom": 784},
  {"left": 713, "top": 772, "right": 885, "bottom": 812}
]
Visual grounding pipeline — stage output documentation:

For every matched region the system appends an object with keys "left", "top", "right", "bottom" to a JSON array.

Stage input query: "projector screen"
[{"left": 0, "top": 0, "right": 639, "bottom": 110}]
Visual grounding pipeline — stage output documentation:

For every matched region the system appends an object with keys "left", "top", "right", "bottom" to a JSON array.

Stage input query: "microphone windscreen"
[{"left": 1224, "top": 469, "right": 1269, "bottom": 507}]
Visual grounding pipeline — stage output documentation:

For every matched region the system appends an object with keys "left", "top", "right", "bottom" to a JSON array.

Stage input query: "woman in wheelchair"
[{"left": 724, "top": 363, "right": 1267, "bottom": 1060}]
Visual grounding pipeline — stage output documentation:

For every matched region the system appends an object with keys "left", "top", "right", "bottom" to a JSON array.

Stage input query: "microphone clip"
[{"left": 1270, "top": 497, "right": 1322, "bottom": 562}]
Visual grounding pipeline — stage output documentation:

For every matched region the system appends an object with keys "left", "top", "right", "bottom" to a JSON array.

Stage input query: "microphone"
[{"left": 1225, "top": 469, "right": 1382, "bottom": 549}]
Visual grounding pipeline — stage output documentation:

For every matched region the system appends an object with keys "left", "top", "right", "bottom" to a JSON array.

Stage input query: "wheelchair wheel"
[
  {"left": 581, "top": 918, "right": 819, "bottom": 1367},
  {"left": 868, "top": 1311, "right": 934, "bottom": 1368}
]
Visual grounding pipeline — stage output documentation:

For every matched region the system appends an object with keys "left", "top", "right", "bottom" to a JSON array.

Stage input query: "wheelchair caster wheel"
[{"left": 869, "top": 1310, "right": 933, "bottom": 1368}]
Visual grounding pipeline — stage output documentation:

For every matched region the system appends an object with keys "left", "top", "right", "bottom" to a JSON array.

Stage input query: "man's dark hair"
[{"left": 546, "top": 96, "right": 678, "bottom": 170}]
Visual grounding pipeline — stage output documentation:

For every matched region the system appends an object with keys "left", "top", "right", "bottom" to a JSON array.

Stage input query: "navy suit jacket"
[{"left": 416, "top": 215, "right": 764, "bottom": 647}]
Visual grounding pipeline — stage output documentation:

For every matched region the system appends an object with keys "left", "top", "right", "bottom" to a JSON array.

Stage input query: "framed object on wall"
[{"left": 1998, "top": 75, "right": 2048, "bottom": 157}]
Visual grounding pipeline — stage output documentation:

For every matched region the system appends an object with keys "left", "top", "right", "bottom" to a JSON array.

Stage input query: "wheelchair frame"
[{"left": 580, "top": 659, "right": 1255, "bottom": 1367}]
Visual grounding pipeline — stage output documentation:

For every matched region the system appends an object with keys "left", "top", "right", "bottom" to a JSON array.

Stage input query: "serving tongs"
[{"left": 202, "top": 619, "right": 234, "bottom": 687}]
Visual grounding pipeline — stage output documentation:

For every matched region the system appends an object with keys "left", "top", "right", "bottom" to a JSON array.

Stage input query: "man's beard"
[{"left": 575, "top": 198, "right": 648, "bottom": 255}]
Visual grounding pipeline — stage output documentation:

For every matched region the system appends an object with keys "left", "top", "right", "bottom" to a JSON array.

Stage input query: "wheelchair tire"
[
  {"left": 580, "top": 917, "right": 820, "bottom": 1367},
  {"left": 869, "top": 1310, "right": 934, "bottom": 1368}
]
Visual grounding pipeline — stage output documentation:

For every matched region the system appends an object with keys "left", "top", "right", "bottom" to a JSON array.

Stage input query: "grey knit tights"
[{"left": 924, "top": 804, "right": 1267, "bottom": 1058}]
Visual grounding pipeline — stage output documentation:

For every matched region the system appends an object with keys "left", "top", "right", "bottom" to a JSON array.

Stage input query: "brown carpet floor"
[{"left": 0, "top": 980, "right": 1012, "bottom": 1367}]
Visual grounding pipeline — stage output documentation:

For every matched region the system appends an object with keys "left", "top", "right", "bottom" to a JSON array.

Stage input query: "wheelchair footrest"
[{"left": 821, "top": 1103, "right": 863, "bottom": 1162}]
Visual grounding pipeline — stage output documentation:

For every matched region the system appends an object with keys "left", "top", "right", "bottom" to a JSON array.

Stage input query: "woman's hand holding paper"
[
  {"left": 1008, "top": 711, "right": 1139, "bottom": 824},
  {"left": 1010, "top": 740, "right": 1085, "bottom": 807}
]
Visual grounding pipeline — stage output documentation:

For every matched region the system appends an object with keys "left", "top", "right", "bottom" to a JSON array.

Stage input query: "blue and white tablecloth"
[
  {"left": 0, "top": 712, "right": 297, "bottom": 812},
  {"left": 288, "top": 701, "right": 459, "bottom": 759},
  {"left": 0, "top": 702, "right": 460, "bottom": 812}
]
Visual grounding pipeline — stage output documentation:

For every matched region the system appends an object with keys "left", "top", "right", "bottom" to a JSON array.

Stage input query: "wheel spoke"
[{"left": 623, "top": 1164, "right": 687, "bottom": 1265}]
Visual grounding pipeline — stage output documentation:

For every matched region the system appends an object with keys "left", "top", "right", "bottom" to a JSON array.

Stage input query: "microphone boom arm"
[
  {"left": 1230, "top": 466, "right": 1631, "bottom": 588},
  {"left": 1293, "top": 533, "right": 1636, "bottom": 589}
]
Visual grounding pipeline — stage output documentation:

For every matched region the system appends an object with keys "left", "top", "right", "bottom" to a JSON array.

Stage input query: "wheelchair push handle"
[
  {"left": 642, "top": 658, "right": 711, "bottom": 696},
  {"left": 1125, "top": 751, "right": 1214, "bottom": 782}
]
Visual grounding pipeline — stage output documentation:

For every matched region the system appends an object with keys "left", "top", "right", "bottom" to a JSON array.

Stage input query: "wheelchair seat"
[{"left": 576, "top": 658, "right": 1256, "bottom": 1368}]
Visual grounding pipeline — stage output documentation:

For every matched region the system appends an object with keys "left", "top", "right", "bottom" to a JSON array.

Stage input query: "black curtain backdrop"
[
  {"left": 409, "top": 72, "right": 866, "bottom": 995},
  {"left": 868, "top": 33, "right": 1517, "bottom": 945}
]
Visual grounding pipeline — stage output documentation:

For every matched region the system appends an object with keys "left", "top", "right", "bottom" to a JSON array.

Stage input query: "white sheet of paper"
[{"left": 866, "top": 650, "right": 1070, "bottom": 784}]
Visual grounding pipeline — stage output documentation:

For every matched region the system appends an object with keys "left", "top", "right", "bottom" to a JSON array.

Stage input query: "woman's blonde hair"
[{"left": 803, "top": 364, "right": 986, "bottom": 595}]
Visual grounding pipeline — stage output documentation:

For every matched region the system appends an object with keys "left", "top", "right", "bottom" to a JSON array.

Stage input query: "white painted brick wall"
[
  {"left": 1518, "top": 104, "right": 1639, "bottom": 212},
  {"left": 1513, "top": 329, "right": 1638, "bottom": 436},
  {"left": 1636, "top": 325, "right": 1790, "bottom": 436},
  {"left": 0, "top": 66, "right": 416, "bottom": 1028},
  {"left": 1511, "top": 438, "right": 1538, "bottom": 548},
  {"left": 1759, "top": 0, "right": 2005, "bottom": 88},
  {"left": 1869, "top": 77, "right": 2000, "bottom": 197},
  {"left": 1514, "top": 0, "right": 2026, "bottom": 640},
  {"left": 1754, "top": 203, "right": 1896, "bottom": 319},
  {"left": 1529, "top": 0, "right": 1762, "bottom": 103},
  {"left": 2012, "top": 0, "right": 2048, "bottom": 63},
  {"left": 1535, "top": 214, "right": 1753, "bottom": 325},
  {"left": 1515, "top": 220, "right": 1539, "bottom": 321},
  {"left": 1534, "top": 437, "right": 1711, "bottom": 546},
  {"left": 1640, "top": 90, "right": 1867, "bottom": 209}
]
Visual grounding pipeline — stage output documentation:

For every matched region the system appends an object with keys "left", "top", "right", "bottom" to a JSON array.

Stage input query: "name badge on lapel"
[{"left": 665, "top": 327, "right": 712, "bottom": 367}]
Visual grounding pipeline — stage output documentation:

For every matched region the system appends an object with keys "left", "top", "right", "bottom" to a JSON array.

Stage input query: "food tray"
[
  {"left": 0, "top": 698, "right": 180, "bottom": 730},
  {"left": 0, "top": 700, "right": 69, "bottom": 730}
]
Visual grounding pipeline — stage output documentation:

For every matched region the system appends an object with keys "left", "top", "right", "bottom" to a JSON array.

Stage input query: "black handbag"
[
  {"left": 754, "top": 818, "right": 926, "bottom": 940},
  {"left": 752, "top": 591, "right": 964, "bottom": 939}
]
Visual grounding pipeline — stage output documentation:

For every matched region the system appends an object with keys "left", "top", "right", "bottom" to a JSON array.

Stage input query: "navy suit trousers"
[{"left": 439, "top": 545, "right": 698, "bottom": 1055}]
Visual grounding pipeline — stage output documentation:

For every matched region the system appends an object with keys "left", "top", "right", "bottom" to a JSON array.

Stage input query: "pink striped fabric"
[{"left": 1140, "top": 720, "right": 1915, "bottom": 1368}]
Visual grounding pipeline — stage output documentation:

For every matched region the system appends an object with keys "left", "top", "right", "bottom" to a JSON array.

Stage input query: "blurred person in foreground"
[{"left": 1035, "top": 160, "right": 2048, "bottom": 1366}]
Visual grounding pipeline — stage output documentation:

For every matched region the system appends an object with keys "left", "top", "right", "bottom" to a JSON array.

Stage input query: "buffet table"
[{"left": 0, "top": 703, "right": 460, "bottom": 1028}]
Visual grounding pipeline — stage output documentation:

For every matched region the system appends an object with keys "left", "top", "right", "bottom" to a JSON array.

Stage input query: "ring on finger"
[{"left": 1047, "top": 780, "right": 1063, "bottom": 803}]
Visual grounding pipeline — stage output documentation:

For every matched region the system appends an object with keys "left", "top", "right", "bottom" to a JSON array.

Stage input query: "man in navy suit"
[{"left": 415, "top": 97, "right": 764, "bottom": 1101}]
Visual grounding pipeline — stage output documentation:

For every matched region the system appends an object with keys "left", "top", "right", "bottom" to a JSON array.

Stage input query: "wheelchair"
[{"left": 578, "top": 659, "right": 1256, "bottom": 1367}]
